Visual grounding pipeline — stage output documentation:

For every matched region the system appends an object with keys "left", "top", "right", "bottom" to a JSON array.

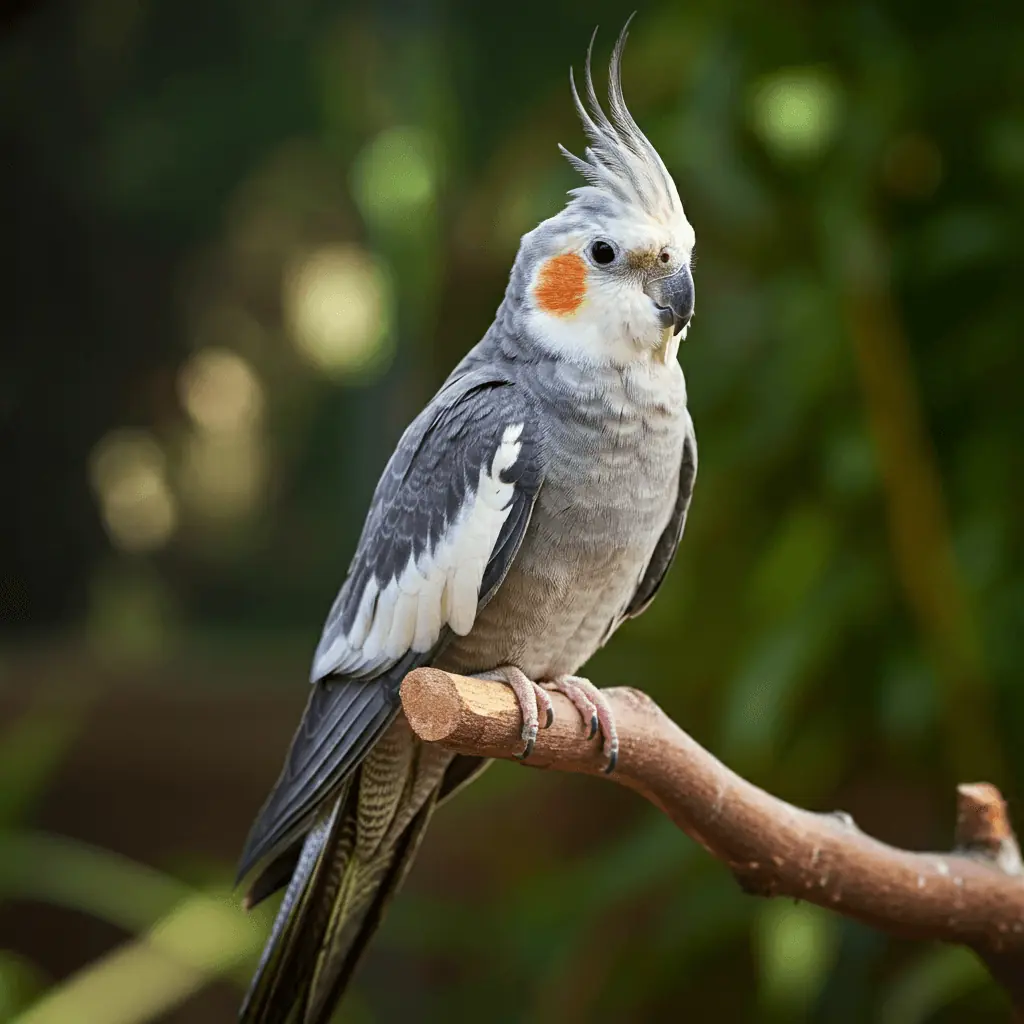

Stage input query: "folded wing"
[{"left": 237, "top": 371, "right": 545, "bottom": 878}]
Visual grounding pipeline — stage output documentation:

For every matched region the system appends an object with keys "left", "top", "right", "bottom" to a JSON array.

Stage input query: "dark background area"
[{"left": 1, "top": 0, "right": 1022, "bottom": 1021}]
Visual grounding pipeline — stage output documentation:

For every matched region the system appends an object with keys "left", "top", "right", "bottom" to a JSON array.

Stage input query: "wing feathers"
[
  {"left": 347, "top": 579, "right": 378, "bottom": 650},
  {"left": 622, "top": 411, "right": 698, "bottom": 621},
  {"left": 413, "top": 564, "right": 444, "bottom": 653},
  {"left": 237, "top": 679, "right": 397, "bottom": 879},
  {"left": 386, "top": 589, "right": 418, "bottom": 659},
  {"left": 310, "top": 412, "right": 529, "bottom": 678},
  {"left": 241, "top": 376, "right": 544, "bottom": 878}
]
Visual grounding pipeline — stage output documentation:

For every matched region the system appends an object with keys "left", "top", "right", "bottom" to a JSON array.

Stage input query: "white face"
[{"left": 522, "top": 210, "right": 696, "bottom": 369}]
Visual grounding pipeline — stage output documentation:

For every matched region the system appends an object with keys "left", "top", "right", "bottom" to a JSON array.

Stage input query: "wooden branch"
[{"left": 400, "top": 669, "right": 1024, "bottom": 1010}]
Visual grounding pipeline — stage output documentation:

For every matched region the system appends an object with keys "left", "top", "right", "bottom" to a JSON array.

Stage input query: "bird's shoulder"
[
  {"left": 310, "top": 358, "right": 546, "bottom": 683},
  {"left": 378, "top": 359, "right": 546, "bottom": 499}
]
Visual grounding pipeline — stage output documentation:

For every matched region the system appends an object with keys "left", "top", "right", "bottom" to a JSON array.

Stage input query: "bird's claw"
[
  {"left": 544, "top": 675, "right": 619, "bottom": 773},
  {"left": 516, "top": 725, "right": 538, "bottom": 761},
  {"left": 477, "top": 666, "right": 550, "bottom": 761},
  {"left": 477, "top": 667, "right": 618, "bottom": 770},
  {"left": 536, "top": 685, "right": 555, "bottom": 731}
]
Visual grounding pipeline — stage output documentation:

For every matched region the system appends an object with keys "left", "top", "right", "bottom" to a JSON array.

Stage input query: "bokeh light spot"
[
  {"left": 350, "top": 125, "right": 439, "bottom": 231},
  {"left": 755, "top": 901, "right": 838, "bottom": 1014},
  {"left": 178, "top": 347, "right": 264, "bottom": 435},
  {"left": 283, "top": 244, "right": 393, "bottom": 378},
  {"left": 88, "top": 430, "right": 177, "bottom": 553},
  {"left": 180, "top": 432, "right": 266, "bottom": 521},
  {"left": 751, "top": 69, "right": 841, "bottom": 161}
]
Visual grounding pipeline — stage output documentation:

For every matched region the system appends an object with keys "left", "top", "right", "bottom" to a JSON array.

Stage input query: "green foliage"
[{"left": 0, "top": 711, "right": 81, "bottom": 830}]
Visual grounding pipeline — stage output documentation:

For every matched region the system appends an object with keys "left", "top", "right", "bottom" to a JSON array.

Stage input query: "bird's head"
[{"left": 512, "top": 21, "right": 695, "bottom": 369}]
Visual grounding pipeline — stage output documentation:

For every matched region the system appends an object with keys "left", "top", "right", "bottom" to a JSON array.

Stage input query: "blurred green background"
[{"left": 2, "top": 0, "right": 1022, "bottom": 1021}]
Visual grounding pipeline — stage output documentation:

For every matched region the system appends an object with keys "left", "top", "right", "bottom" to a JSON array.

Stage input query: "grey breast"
[{"left": 438, "top": 353, "right": 688, "bottom": 681}]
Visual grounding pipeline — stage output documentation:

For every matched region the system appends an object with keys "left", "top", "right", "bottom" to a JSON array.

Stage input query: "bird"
[{"left": 236, "top": 19, "right": 698, "bottom": 1023}]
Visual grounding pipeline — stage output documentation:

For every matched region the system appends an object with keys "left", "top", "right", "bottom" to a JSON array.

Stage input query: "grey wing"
[
  {"left": 622, "top": 410, "right": 698, "bottom": 620},
  {"left": 237, "top": 372, "right": 545, "bottom": 879}
]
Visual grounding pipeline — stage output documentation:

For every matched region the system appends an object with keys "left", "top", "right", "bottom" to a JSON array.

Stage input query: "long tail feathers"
[
  {"left": 239, "top": 725, "right": 452, "bottom": 1024},
  {"left": 304, "top": 794, "right": 438, "bottom": 1022},
  {"left": 239, "top": 783, "right": 352, "bottom": 1022}
]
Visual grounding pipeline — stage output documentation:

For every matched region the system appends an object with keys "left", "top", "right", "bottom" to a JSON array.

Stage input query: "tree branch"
[{"left": 400, "top": 668, "right": 1024, "bottom": 1011}]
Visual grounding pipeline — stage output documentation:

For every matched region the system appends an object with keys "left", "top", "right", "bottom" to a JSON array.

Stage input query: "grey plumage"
[
  {"left": 438, "top": 355, "right": 694, "bottom": 682},
  {"left": 237, "top": 373, "right": 545, "bottom": 881},
  {"left": 238, "top": 20, "right": 698, "bottom": 1023}
]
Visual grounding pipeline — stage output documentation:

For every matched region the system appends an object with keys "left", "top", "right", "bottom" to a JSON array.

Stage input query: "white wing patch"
[{"left": 312, "top": 424, "right": 524, "bottom": 679}]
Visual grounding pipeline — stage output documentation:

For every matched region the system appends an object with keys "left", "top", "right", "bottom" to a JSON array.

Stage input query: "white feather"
[
  {"left": 361, "top": 578, "right": 397, "bottom": 662},
  {"left": 446, "top": 425, "right": 522, "bottom": 633},
  {"left": 347, "top": 577, "right": 379, "bottom": 650},
  {"left": 386, "top": 588, "right": 419, "bottom": 658},
  {"left": 317, "top": 423, "right": 526, "bottom": 673},
  {"left": 310, "top": 576, "right": 378, "bottom": 678},
  {"left": 412, "top": 571, "right": 444, "bottom": 652},
  {"left": 448, "top": 562, "right": 480, "bottom": 635}
]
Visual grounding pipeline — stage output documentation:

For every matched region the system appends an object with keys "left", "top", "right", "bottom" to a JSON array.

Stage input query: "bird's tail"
[{"left": 239, "top": 720, "right": 451, "bottom": 1024}]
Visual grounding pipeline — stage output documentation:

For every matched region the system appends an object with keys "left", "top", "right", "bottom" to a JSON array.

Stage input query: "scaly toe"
[
  {"left": 546, "top": 675, "right": 619, "bottom": 774},
  {"left": 543, "top": 678, "right": 597, "bottom": 737},
  {"left": 475, "top": 665, "right": 541, "bottom": 760}
]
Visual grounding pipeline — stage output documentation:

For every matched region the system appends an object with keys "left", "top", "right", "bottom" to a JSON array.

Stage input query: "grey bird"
[{"left": 237, "top": 21, "right": 697, "bottom": 1023}]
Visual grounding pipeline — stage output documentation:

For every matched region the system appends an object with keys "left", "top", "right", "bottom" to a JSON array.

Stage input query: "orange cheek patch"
[{"left": 534, "top": 253, "right": 587, "bottom": 316}]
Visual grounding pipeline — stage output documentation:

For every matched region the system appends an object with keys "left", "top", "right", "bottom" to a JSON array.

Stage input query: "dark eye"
[
  {"left": 660, "top": 249, "right": 671, "bottom": 264},
  {"left": 590, "top": 240, "right": 616, "bottom": 265}
]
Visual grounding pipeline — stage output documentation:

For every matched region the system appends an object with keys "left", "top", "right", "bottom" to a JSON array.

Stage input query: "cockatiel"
[{"left": 238, "top": 20, "right": 697, "bottom": 1022}]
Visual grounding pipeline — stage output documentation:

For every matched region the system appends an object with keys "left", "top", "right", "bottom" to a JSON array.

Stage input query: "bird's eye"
[
  {"left": 589, "top": 240, "right": 616, "bottom": 266},
  {"left": 659, "top": 249, "right": 671, "bottom": 264}
]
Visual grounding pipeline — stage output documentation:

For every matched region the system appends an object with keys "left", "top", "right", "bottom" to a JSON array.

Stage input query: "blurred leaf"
[
  {"left": 877, "top": 945, "right": 991, "bottom": 1024},
  {"left": 750, "top": 505, "right": 834, "bottom": 621},
  {"left": 720, "top": 621, "right": 816, "bottom": 766},
  {"left": 821, "top": 424, "right": 878, "bottom": 500},
  {"left": 0, "top": 949, "right": 50, "bottom": 1021},
  {"left": 0, "top": 710, "right": 80, "bottom": 829},
  {"left": 877, "top": 652, "right": 939, "bottom": 745},
  {"left": 1, "top": 833, "right": 270, "bottom": 1024},
  {"left": 11, "top": 892, "right": 267, "bottom": 1024},
  {"left": 604, "top": 860, "right": 754, "bottom": 1014},
  {"left": 915, "top": 208, "right": 1006, "bottom": 278},
  {"left": 718, "top": 559, "right": 871, "bottom": 771},
  {"left": 0, "top": 831, "right": 186, "bottom": 930}
]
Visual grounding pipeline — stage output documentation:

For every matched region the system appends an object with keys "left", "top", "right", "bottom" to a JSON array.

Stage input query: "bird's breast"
[{"left": 438, "top": 360, "right": 688, "bottom": 681}]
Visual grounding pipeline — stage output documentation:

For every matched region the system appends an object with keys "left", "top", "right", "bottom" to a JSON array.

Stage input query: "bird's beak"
[{"left": 645, "top": 265, "right": 695, "bottom": 338}]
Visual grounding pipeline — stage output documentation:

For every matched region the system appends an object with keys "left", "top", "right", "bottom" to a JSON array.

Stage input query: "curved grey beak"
[{"left": 645, "top": 265, "right": 695, "bottom": 336}]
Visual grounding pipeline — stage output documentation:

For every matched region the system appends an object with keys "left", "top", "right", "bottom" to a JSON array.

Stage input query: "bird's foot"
[
  {"left": 543, "top": 675, "right": 619, "bottom": 773},
  {"left": 475, "top": 665, "right": 554, "bottom": 760}
]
